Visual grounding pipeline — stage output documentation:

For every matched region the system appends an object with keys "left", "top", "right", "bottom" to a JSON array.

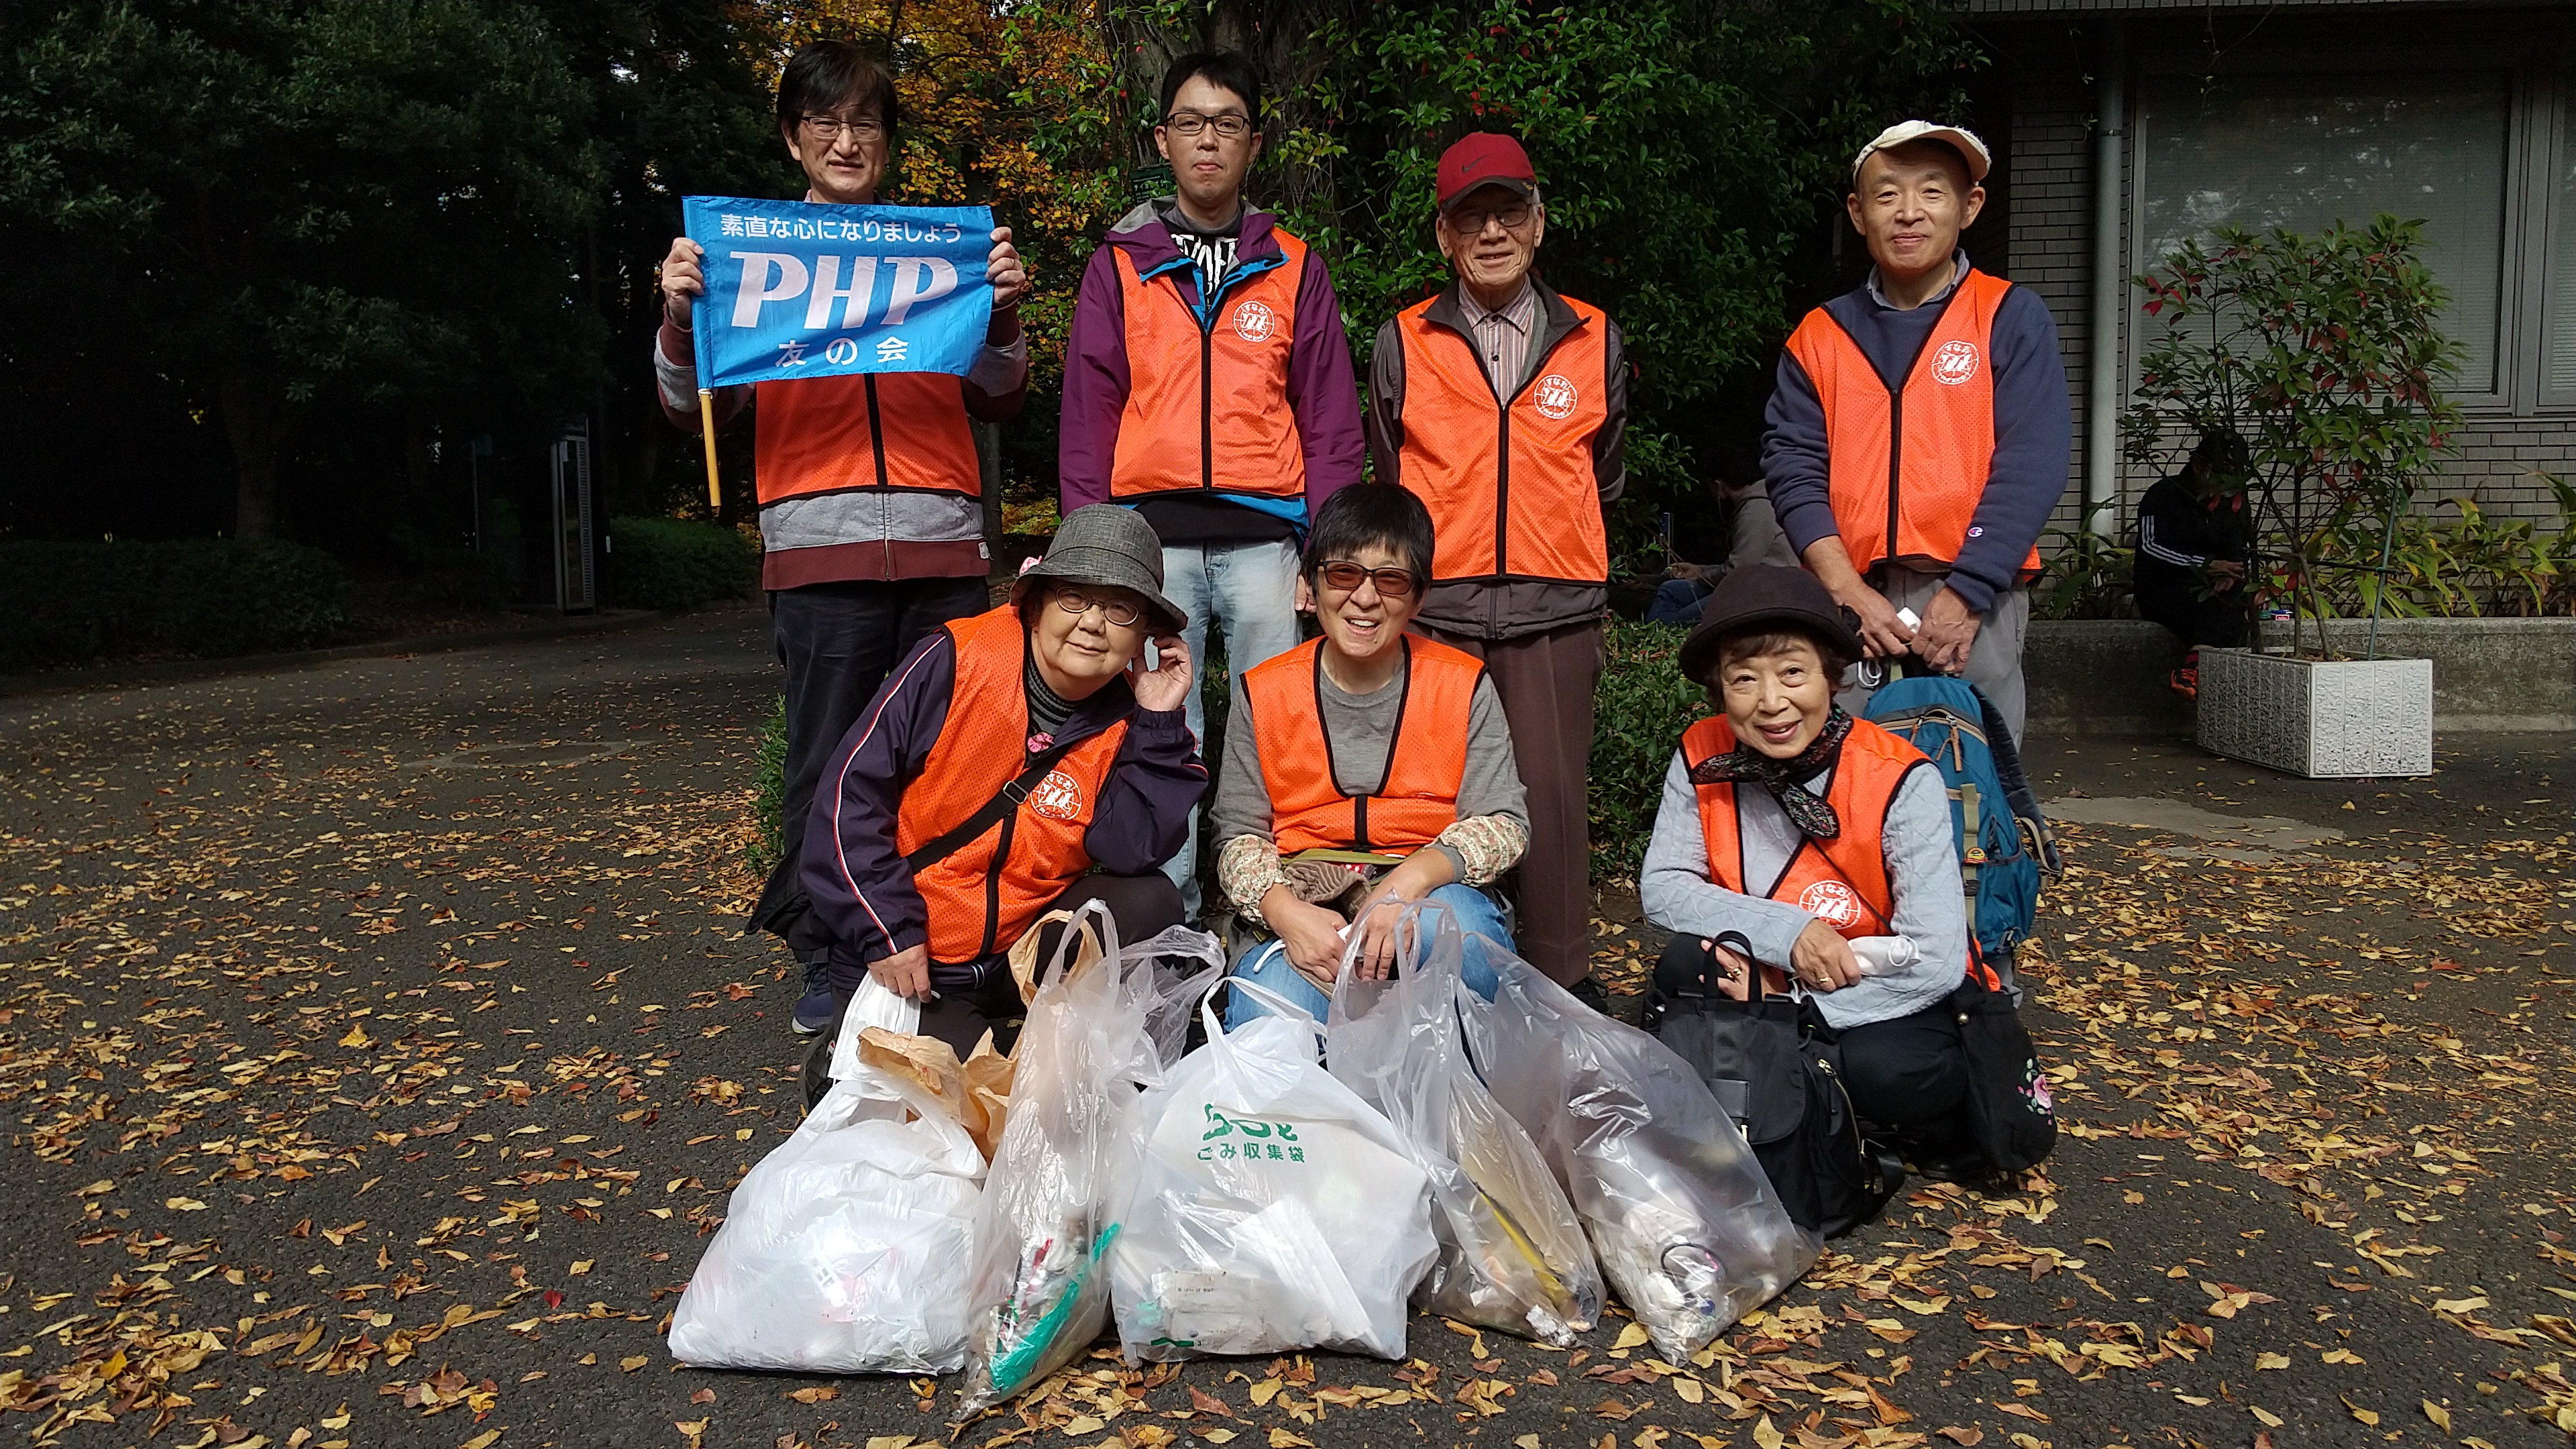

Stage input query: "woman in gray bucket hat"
[{"left": 794, "top": 504, "right": 1208, "bottom": 1062}]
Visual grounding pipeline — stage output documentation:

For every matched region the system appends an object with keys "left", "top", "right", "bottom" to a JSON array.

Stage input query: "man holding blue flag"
[
  {"left": 1060, "top": 50, "right": 1365, "bottom": 916},
  {"left": 651, "top": 40, "right": 1032, "bottom": 1034}
]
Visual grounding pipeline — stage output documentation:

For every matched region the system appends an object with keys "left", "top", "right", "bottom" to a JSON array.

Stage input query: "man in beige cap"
[{"left": 1759, "top": 120, "right": 2070, "bottom": 743}]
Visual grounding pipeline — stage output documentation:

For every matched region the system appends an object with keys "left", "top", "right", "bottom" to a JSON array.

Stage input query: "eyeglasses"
[
  {"left": 1316, "top": 561, "right": 1418, "bottom": 598},
  {"left": 1050, "top": 586, "right": 1145, "bottom": 628},
  {"left": 1164, "top": 110, "right": 1252, "bottom": 140},
  {"left": 800, "top": 113, "right": 886, "bottom": 144},
  {"left": 1444, "top": 201, "right": 1535, "bottom": 234}
]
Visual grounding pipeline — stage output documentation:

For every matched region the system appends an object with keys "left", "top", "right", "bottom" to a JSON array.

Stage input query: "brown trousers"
[{"left": 1420, "top": 619, "right": 1605, "bottom": 985}]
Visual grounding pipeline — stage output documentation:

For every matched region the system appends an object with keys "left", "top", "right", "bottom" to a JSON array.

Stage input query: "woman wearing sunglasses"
[
  {"left": 800, "top": 506, "right": 1206, "bottom": 1055},
  {"left": 1212, "top": 484, "right": 1530, "bottom": 1024}
]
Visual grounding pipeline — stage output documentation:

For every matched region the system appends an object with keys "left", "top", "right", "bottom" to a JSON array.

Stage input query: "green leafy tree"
[
  {"left": 1088, "top": 0, "right": 1980, "bottom": 551},
  {"left": 2123, "top": 217, "right": 2465, "bottom": 655},
  {"left": 0, "top": 0, "right": 610, "bottom": 538}
]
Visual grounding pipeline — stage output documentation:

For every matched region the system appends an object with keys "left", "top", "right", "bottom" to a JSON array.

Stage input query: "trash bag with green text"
[{"left": 1108, "top": 979, "right": 1437, "bottom": 1362}]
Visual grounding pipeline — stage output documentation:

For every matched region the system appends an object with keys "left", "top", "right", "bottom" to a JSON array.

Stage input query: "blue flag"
[{"left": 682, "top": 197, "right": 994, "bottom": 388}]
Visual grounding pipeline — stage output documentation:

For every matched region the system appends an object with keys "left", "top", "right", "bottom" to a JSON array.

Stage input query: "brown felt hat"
[{"left": 1678, "top": 565, "right": 1863, "bottom": 684}]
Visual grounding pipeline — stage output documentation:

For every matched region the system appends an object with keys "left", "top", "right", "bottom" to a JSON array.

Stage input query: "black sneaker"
[
  {"left": 792, "top": 982, "right": 841, "bottom": 1036},
  {"left": 1566, "top": 973, "right": 1611, "bottom": 1014}
]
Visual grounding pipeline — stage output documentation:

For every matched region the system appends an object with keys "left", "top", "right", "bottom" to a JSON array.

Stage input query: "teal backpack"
[{"left": 1861, "top": 676, "right": 2061, "bottom": 990}]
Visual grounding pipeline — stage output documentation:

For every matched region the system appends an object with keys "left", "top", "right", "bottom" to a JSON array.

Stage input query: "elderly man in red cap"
[{"left": 1364, "top": 132, "right": 1627, "bottom": 1006}]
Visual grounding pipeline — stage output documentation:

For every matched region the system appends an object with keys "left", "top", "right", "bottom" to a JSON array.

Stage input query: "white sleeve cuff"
[{"left": 653, "top": 336, "right": 700, "bottom": 415}]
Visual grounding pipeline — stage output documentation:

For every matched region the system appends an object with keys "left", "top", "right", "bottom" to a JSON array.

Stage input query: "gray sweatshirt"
[
  {"left": 1639, "top": 751, "right": 1967, "bottom": 1028},
  {"left": 1212, "top": 667, "right": 1527, "bottom": 881}
]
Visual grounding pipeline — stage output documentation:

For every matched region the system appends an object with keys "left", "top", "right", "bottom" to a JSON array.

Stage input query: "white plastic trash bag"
[
  {"left": 666, "top": 1065, "right": 984, "bottom": 1373},
  {"left": 959, "top": 904, "right": 1222, "bottom": 1409},
  {"left": 1109, "top": 981, "right": 1436, "bottom": 1362},
  {"left": 1460, "top": 951, "right": 1819, "bottom": 1362},
  {"left": 1327, "top": 901, "right": 1603, "bottom": 1346}
]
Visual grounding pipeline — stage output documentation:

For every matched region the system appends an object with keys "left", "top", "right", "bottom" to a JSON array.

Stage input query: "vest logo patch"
[
  {"left": 1796, "top": 879, "right": 1864, "bottom": 928},
  {"left": 1232, "top": 299, "right": 1278, "bottom": 343},
  {"left": 1931, "top": 339, "right": 1981, "bottom": 386},
  {"left": 1026, "top": 770, "right": 1087, "bottom": 822},
  {"left": 1532, "top": 373, "right": 1579, "bottom": 420}
]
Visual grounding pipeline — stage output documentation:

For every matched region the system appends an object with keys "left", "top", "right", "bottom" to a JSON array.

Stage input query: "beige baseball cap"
[{"left": 1851, "top": 119, "right": 1992, "bottom": 184}]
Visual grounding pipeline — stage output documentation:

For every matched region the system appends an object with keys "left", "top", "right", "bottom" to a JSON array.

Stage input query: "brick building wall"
[{"left": 1978, "top": 4, "right": 2576, "bottom": 555}]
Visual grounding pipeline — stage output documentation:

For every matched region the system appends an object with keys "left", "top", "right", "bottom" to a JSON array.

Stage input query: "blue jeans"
[
  {"left": 1160, "top": 538, "right": 1304, "bottom": 916},
  {"left": 1647, "top": 575, "right": 1713, "bottom": 626},
  {"left": 1224, "top": 883, "right": 1511, "bottom": 1028}
]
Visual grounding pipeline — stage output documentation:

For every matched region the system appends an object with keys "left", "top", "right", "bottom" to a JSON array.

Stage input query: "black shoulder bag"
[
  {"left": 1644, "top": 932, "right": 1903, "bottom": 1238},
  {"left": 1949, "top": 957, "right": 2056, "bottom": 1172}
]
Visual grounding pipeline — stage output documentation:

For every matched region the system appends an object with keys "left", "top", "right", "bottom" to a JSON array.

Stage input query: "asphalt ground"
[{"left": 1, "top": 605, "right": 2569, "bottom": 1449}]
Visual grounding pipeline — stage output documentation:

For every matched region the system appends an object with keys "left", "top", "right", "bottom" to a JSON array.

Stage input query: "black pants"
[
  {"left": 913, "top": 873, "right": 1185, "bottom": 1057},
  {"left": 2135, "top": 575, "right": 2250, "bottom": 651},
  {"left": 748, "top": 576, "right": 989, "bottom": 942}
]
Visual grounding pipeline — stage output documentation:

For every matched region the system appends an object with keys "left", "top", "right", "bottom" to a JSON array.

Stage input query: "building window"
[{"left": 2138, "top": 70, "right": 2513, "bottom": 398}]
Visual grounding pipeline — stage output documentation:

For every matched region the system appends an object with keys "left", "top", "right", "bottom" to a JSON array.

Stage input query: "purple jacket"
[
  {"left": 1059, "top": 201, "right": 1365, "bottom": 525},
  {"left": 801, "top": 623, "right": 1208, "bottom": 983}
]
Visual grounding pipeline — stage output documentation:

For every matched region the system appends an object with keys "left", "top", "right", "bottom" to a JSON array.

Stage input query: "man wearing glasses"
[
  {"left": 1061, "top": 50, "right": 1366, "bottom": 918},
  {"left": 650, "top": 40, "right": 1033, "bottom": 1034},
  {"left": 1366, "top": 133, "right": 1627, "bottom": 1004}
]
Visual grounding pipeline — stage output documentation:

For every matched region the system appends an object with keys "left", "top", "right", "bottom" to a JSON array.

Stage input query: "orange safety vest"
[
  {"left": 1393, "top": 292, "right": 1611, "bottom": 586},
  {"left": 753, "top": 372, "right": 982, "bottom": 504},
  {"left": 1781, "top": 268, "right": 2039, "bottom": 580},
  {"left": 1242, "top": 637, "right": 1482, "bottom": 855},
  {"left": 1108, "top": 231, "right": 1309, "bottom": 500},
  {"left": 892, "top": 606, "right": 1130, "bottom": 965},
  {"left": 1682, "top": 716, "right": 1931, "bottom": 943}
]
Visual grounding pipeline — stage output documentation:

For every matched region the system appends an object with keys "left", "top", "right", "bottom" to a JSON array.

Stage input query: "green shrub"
[
  {"left": 748, "top": 694, "right": 788, "bottom": 877},
  {"left": 0, "top": 538, "right": 349, "bottom": 671},
  {"left": 604, "top": 515, "right": 755, "bottom": 610},
  {"left": 1589, "top": 619, "right": 1711, "bottom": 885}
]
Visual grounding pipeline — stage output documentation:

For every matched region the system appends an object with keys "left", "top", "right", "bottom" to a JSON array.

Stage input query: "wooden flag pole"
[{"left": 696, "top": 388, "right": 722, "bottom": 511}]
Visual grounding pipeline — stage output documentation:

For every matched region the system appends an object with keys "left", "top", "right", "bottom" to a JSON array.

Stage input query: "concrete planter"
[
  {"left": 2023, "top": 615, "right": 2576, "bottom": 739},
  {"left": 2196, "top": 648, "right": 2434, "bottom": 777}
]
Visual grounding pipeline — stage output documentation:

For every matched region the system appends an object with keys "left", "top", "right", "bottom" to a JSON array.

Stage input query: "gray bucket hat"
[{"left": 1011, "top": 504, "right": 1187, "bottom": 633}]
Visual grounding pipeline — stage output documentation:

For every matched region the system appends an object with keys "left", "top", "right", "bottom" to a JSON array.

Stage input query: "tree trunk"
[{"left": 221, "top": 370, "right": 286, "bottom": 540}]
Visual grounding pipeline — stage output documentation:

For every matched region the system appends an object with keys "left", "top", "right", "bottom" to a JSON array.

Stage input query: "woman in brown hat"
[
  {"left": 799, "top": 504, "right": 1208, "bottom": 1055},
  {"left": 1642, "top": 565, "right": 1986, "bottom": 1173}
]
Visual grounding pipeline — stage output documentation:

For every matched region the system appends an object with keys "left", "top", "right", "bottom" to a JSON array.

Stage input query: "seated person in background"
[
  {"left": 1640, "top": 564, "right": 1987, "bottom": 1175},
  {"left": 802, "top": 505, "right": 1207, "bottom": 1055},
  {"left": 2132, "top": 429, "right": 2254, "bottom": 701},
  {"left": 1648, "top": 443, "right": 1803, "bottom": 625},
  {"left": 1214, "top": 484, "right": 1529, "bottom": 1025}
]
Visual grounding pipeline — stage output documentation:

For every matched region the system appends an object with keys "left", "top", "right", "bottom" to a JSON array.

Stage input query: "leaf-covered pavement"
[{"left": 1, "top": 611, "right": 2569, "bottom": 1449}]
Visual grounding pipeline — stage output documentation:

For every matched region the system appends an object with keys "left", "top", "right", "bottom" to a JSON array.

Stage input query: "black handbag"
[
  {"left": 1949, "top": 961, "right": 2056, "bottom": 1172},
  {"left": 1644, "top": 933, "right": 1904, "bottom": 1238}
]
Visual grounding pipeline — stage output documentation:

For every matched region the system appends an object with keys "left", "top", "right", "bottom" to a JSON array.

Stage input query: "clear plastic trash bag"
[
  {"left": 1326, "top": 900, "right": 1603, "bottom": 1346},
  {"left": 1458, "top": 949, "right": 1819, "bottom": 1362},
  {"left": 665, "top": 1064, "right": 985, "bottom": 1373},
  {"left": 1108, "top": 979, "right": 1437, "bottom": 1362},
  {"left": 957, "top": 904, "right": 1222, "bottom": 1409}
]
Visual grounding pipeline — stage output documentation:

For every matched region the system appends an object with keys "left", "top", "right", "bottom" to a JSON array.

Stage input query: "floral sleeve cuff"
[
  {"left": 1216, "top": 834, "right": 1291, "bottom": 930},
  {"left": 1435, "top": 814, "right": 1527, "bottom": 888}
]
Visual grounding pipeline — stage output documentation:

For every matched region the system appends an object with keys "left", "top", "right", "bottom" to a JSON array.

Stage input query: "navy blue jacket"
[
  {"left": 802, "top": 626, "right": 1206, "bottom": 983},
  {"left": 1760, "top": 258, "right": 2072, "bottom": 613}
]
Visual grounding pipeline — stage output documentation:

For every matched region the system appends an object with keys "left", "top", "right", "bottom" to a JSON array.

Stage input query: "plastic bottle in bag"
[
  {"left": 958, "top": 908, "right": 1224, "bottom": 1409},
  {"left": 1326, "top": 901, "right": 1603, "bottom": 1345},
  {"left": 1459, "top": 951, "right": 1819, "bottom": 1362}
]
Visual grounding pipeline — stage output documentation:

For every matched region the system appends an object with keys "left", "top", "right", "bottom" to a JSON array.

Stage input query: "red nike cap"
[{"left": 1435, "top": 133, "right": 1538, "bottom": 213}]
